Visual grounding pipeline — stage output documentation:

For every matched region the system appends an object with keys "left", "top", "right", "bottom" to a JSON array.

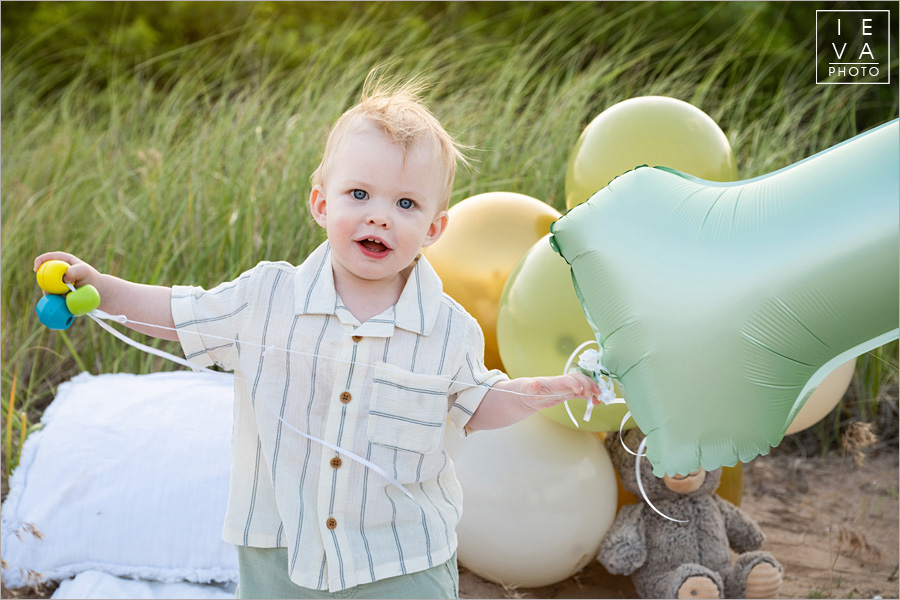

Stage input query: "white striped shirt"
[{"left": 171, "top": 241, "right": 507, "bottom": 592}]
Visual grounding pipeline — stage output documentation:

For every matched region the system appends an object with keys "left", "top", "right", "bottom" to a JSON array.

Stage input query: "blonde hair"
[{"left": 311, "top": 71, "right": 468, "bottom": 210}]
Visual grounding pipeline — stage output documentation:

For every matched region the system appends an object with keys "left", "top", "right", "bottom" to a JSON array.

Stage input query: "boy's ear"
[
  {"left": 309, "top": 185, "right": 328, "bottom": 227},
  {"left": 422, "top": 210, "right": 449, "bottom": 248}
]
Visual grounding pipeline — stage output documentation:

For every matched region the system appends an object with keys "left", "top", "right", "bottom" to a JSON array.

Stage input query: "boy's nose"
[{"left": 366, "top": 207, "right": 390, "bottom": 228}]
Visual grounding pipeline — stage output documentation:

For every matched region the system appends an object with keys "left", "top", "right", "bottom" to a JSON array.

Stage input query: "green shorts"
[{"left": 234, "top": 546, "right": 459, "bottom": 599}]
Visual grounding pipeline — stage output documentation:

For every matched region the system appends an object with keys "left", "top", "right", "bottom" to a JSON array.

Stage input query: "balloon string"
[
  {"left": 89, "top": 313, "right": 220, "bottom": 375},
  {"left": 267, "top": 405, "right": 417, "bottom": 504},
  {"left": 562, "top": 339, "right": 626, "bottom": 427},
  {"left": 86, "top": 311, "right": 683, "bottom": 520},
  {"left": 86, "top": 310, "right": 428, "bottom": 501},
  {"left": 635, "top": 437, "right": 688, "bottom": 523},
  {"left": 617, "top": 411, "right": 640, "bottom": 456},
  {"left": 562, "top": 340, "right": 597, "bottom": 428},
  {"left": 560, "top": 340, "right": 684, "bottom": 520},
  {"left": 87, "top": 311, "right": 574, "bottom": 399}
]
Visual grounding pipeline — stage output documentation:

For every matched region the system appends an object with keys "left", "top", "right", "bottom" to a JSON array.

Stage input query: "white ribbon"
[
  {"left": 562, "top": 340, "right": 625, "bottom": 427},
  {"left": 89, "top": 312, "right": 220, "bottom": 375},
  {"left": 615, "top": 411, "right": 687, "bottom": 523},
  {"left": 268, "top": 407, "right": 416, "bottom": 503},
  {"left": 635, "top": 437, "right": 688, "bottom": 523},
  {"left": 84, "top": 312, "right": 680, "bottom": 515},
  {"left": 87, "top": 310, "right": 417, "bottom": 502},
  {"left": 561, "top": 338, "right": 687, "bottom": 523}
]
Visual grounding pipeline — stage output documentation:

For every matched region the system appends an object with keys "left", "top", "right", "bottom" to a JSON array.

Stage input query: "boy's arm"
[
  {"left": 465, "top": 372, "right": 601, "bottom": 431},
  {"left": 34, "top": 251, "right": 177, "bottom": 341}
]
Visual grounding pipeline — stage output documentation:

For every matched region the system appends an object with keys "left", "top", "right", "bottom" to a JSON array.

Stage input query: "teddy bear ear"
[
  {"left": 605, "top": 428, "right": 647, "bottom": 475},
  {"left": 603, "top": 432, "right": 627, "bottom": 473},
  {"left": 606, "top": 429, "right": 640, "bottom": 475},
  {"left": 603, "top": 431, "right": 620, "bottom": 454},
  {"left": 622, "top": 427, "right": 646, "bottom": 451}
]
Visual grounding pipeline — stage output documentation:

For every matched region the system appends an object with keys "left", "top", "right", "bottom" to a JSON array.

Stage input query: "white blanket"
[
  {"left": 51, "top": 571, "right": 236, "bottom": 599},
  {"left": 1, "top": 371, "right": 239, "bottom": 593}
]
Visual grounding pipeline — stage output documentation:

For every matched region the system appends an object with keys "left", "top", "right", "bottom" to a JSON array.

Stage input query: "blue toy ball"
[{"left": 36, "top": 294, "right": 75, "bottom": 330}]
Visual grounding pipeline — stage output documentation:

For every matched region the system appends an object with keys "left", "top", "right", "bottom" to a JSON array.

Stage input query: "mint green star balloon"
[{"left": 550, "top": 120, "right": 899, "bottom": 477}]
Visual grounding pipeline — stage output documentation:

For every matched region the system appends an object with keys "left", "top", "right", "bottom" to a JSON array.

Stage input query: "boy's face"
[{"left": 310, "top": 123, "right": 449, "bottom": 291}]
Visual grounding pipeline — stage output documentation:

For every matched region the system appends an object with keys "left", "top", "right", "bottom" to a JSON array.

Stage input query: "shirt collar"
[{"left": 294, "top": 241, "right": 443, "bottom": 336}]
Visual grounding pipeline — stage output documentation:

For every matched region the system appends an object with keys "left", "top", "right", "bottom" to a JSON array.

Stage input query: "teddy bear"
[{"left": 597, "top": 428, "right": 783, "bottom": 599}]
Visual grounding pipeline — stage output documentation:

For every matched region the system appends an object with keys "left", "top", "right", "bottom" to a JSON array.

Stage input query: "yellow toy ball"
[
  {"left": 497, "top": 235, "right": 633, "bottom": 432},
  {"left": 425, "top": 192, "right": 560, "bottom": 371},
  {"left": 565, "top": 96, "right": 738, "bottom": 210},
  {"left": 36, "top": 259, "right": 72, "bottom": 295}
]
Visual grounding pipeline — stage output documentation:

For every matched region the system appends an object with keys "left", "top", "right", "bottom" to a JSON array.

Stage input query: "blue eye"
[
  {"left": 398, "top": 198, "right": 415, "bottom": 209},
  {"left": 352, "top": 189, "right": 368, "bottom": 200}
]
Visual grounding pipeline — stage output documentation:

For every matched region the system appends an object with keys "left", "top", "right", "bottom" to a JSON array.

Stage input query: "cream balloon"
[
  {"left": 785, "top": 358, "right": 856, "bottom": 434},
  {"left": 454, "top": 416, "right": 617, "bottom": 588},
  {"left": 425, "top": 192, "right": 561, "bottom": 370}
]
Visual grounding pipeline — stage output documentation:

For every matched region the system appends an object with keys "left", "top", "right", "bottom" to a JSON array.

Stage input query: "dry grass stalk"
[
  {"left": 12, "top": 522, "right": 44, "bottom": 542},
  {"left": 837, "top": 524, "right": 882, "bottom": 559},
  {"left": 842, "top": 421, "right": 877, "bottom": 467},
  {"left": 502, "top": 582, "right": 528, "bottom": 599}
]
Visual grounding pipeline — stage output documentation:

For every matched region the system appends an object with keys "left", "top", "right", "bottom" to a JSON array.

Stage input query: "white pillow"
[
  {"left": 51, "top": 571, "right": 236, "bottom": 599},
  {"left": 1, "top": 372, "right": 238, "bottom": 588}
]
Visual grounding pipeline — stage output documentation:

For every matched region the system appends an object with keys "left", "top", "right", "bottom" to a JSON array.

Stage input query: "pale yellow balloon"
[
  {"left": 425, "top": 192, "right": 561, "bottom": 370},
  {"left": 565, "top": 96, "right": 738, "bottom": 210},
  {"left": 785, "top": 358, "right": 856, "bottom": 434},
  {"left": 497, "top": 234, "right": 633, "bottom": 432}
]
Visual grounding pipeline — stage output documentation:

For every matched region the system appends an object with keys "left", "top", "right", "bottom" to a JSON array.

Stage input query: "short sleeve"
[
  {"left": 170, "top": 268, "right": 257, "bottom": 371},
  {"left": 446, "top": 316, "right": 509, "bottom": 436}
]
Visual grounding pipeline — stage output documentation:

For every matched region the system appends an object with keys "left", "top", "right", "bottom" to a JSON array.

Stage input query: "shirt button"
[
  {"left": 330, "top": 457, "right": 342, "bottom": 469},
  {"left": 340, "top": 392, "right": 352, "bottom": 404},
  {"left": 326, "top": 518, "right": 337, "bottom": 530},
  {"left": 352, "top": 335, "right": 363, "bottom": 343}
]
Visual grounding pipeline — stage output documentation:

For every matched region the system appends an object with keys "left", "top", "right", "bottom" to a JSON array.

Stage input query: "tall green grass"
[{"left": 2, "top": 2, "right": 897, "bottom": 476}]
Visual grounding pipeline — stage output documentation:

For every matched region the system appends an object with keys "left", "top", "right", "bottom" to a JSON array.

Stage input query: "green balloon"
[
  {"left": 551, "top": 120, "right": 899, "bottom": 477},
  {"left": 497, "top": 234, "right": 634, "bottom": 432},
  {"left": 565, "top": 96, "right": 738, "bottom": 210}
]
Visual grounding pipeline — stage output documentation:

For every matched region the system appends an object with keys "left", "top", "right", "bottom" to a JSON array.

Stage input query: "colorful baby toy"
[{"left": 35, "top": 259, "right": 101, "bottom": 330}]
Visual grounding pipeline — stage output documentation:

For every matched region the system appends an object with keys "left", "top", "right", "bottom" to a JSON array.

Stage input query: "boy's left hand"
[
  {"left": 467, "top": 372, "right": 604, "bottom": 432},
  {"left": 519, "top": 372, "right": 603, "bottom": 412}
]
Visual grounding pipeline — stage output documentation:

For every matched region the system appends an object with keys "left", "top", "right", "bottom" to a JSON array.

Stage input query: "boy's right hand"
[
  {"left": 33, "top": 252, "right": 179, "bottom": 341},
  {"left": 34, "top": 252, "right": 103, "bottom": 291}
]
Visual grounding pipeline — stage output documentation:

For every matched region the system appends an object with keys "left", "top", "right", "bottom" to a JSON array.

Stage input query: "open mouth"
[{"left": 356, "top": 237, "right": 391, "bottom": 257}]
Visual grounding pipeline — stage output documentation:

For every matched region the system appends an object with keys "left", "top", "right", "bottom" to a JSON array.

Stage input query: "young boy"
[{"left": 34, "top": 76, "right": 602, "bottom": 599}]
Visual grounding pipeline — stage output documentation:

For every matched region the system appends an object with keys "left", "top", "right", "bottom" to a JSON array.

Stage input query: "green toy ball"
[
  {"left": 565, "top": 96, "right": 738, "bottom": 210},
  {"left": 66, "top": 284, "right": 101, "bottom": 316}
]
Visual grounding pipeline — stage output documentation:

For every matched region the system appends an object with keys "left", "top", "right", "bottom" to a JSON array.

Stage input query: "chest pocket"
[{"left": 368, "top": 362, "right": 449, "bottom": 455}]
